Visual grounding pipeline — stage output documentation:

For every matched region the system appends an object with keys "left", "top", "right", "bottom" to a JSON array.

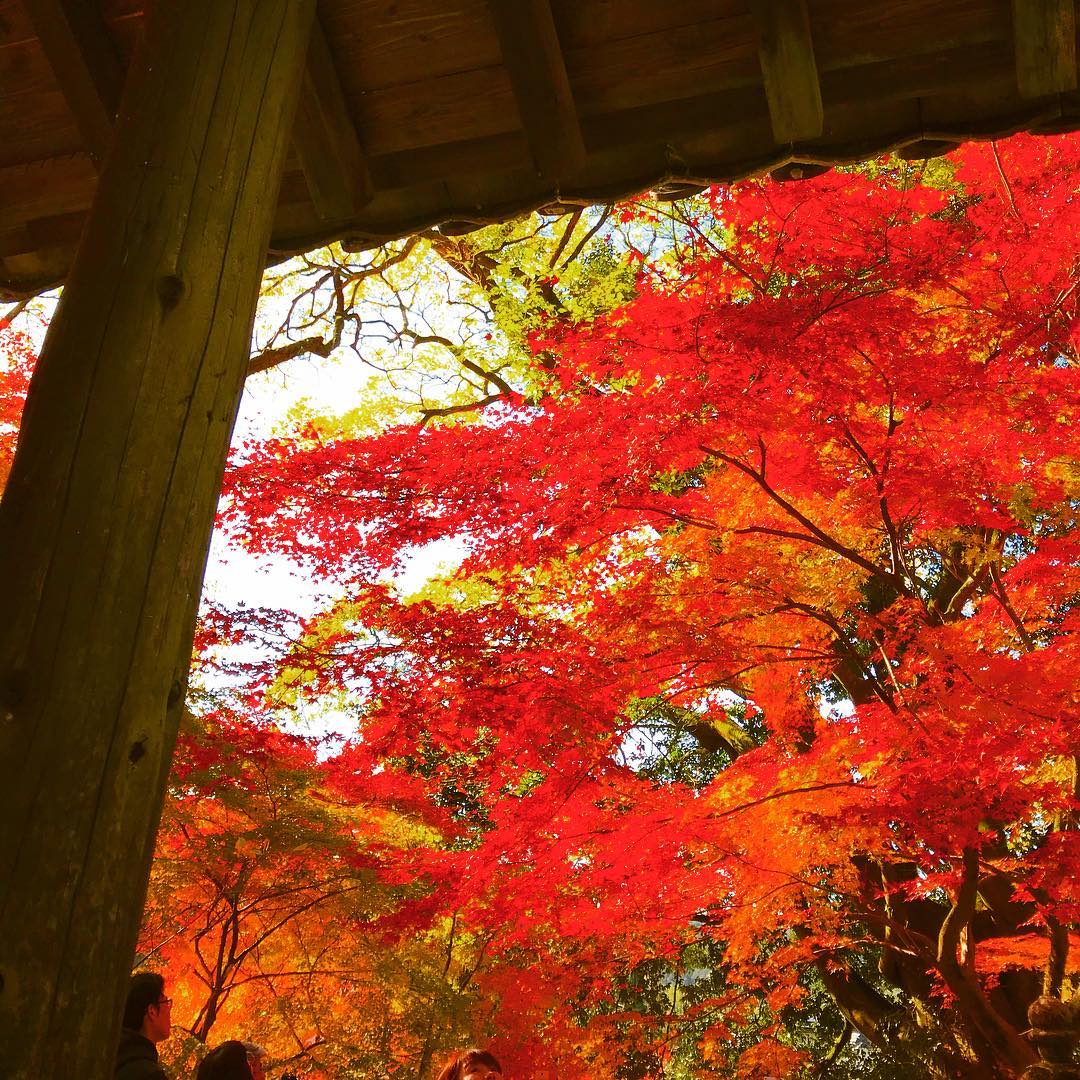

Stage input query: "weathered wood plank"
[
  {"left": 0, "top": 2, "right": 314, "bottom": 1075},
  {"left": 583, "top": 84, "right": 769, "bottom": 151},
  {"left": 1012, "top": 0, "right": 1077, "bottom": 98},
  {"left": 0, "top": 211, "right": 85, "bottom": 260},
  {"left": 754, "top": 0, "right": 823, "bottom": 143},
  {"left": 812, "top": 0, "right": 1004, "bottom": 70},
  {"left": 487, "top": 0, "right": 585, "bottom": 179},
  {"left": 322, "top": 0, "right": 500, "bottom": 91},
  {"left": 820, "top": 40, "right": 1013, "bottom": 108},
  {"left": 0, "top": 45, "right": 85, "bottom": 169},
  {"left": 564, "top": 13, "right": 758, "bottom": 115},
  {"left": 369, "top": 132, "right": 530, "bottom": 190},
  {"left": 0, "top": 155, "right": 97, "bottom": 238},
  {"left": 351, "top": 65, "right": 518, "bottom": 155},
  {"left": 24, "top": 0, "right": 124, "bottom": 165},
  {"left": 552, "top": 0, "right": 743, "bottom": 49},
  {"left": 347, "top": 15, "right": 758, "bottom": 152},
  {"left": 293, "top": 17, "right": 372, "bottom": 220}
]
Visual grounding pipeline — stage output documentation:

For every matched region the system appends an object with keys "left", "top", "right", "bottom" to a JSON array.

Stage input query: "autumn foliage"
[
  {"left": 0, "top": 325, "right": 35, "bottom": 490},
  {"left": 214, "top": 134, "right": 1080, "bottom": 1078},
  {"left": 6, "top": 134, "right": 1079, "bottom": 1078}
]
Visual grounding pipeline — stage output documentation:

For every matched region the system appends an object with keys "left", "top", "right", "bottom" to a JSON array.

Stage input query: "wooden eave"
[{"left": 1, "top": 0, "right": 1078, "bottom": 300}]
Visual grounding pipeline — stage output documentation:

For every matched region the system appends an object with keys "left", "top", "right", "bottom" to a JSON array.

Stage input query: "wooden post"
[{"left": 0, "top": 2, "right": 314, "bottom": 1076}]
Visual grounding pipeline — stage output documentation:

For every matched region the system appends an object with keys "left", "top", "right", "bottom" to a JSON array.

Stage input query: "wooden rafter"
[
  {"left": 25, "top": 0, "right": 124, "bottom": 167},
  {"left": 754, "top": 0, "right": 823, "bottom": 145},
  {"left": 1012, "top": 0, "right": 1077, "bottom": 98},
  {"left": 488, "top": 0, "right": 586, "bottom": 181},
  {"left": 292, "top": 18, "right": 373, "bottom": 221}
]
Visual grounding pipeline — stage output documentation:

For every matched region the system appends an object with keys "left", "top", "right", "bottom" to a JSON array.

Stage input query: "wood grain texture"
[
  {"left": 551, "top": 0, "right": 742, "bottom": 49},
  {"left": 323, "top": 0, "right": 501, "bottom": 91},
  {"left": 24, "top": 0, "right": 124, "bottom": 165},
  {"left": 811, "top": 0, "right": 1006, "bottom": 69},
  {"left": 1012, "top": 0, "right": 1077, "bottom": 97},
  {"left": 0, "top": 2, "right": 314, "bottom": 1075},
  {"left": 292, "top": 17, "right": 372, "bottom": 219},
  {"left": 488, "top": 0, "right": 585, "bottom": 179},
  {"left": 0, "top": 0, "right": 1079, "bottom": 297},
  {"left": 755, "top": 0, "right": 824, "bottom": 143},
  {"left": 351, "top": 65, "right": 518, "bottom": 154},
  {"left": 564, "top": 12, "right": 758, "bottom": 115}
]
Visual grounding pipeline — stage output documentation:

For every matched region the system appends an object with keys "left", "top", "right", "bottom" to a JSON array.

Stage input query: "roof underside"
[{"left": 1, "top": 0, "right": 1078, "bottom": 299}]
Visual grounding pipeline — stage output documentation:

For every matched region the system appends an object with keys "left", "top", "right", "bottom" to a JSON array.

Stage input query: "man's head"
[{"left": 123, "top": 971, "right": 172, "bottom": 1043}]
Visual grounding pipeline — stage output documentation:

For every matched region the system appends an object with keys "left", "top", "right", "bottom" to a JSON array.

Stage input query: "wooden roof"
[{"left": 1, "top": 0, "right": 1078, "bottom": 300}]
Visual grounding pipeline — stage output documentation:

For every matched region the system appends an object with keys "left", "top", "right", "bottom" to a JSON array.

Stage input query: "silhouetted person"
[
  {"left": 241, "top": 1041, "right": 268, "bottom": 1080},
  {"left": 436, "top": 1048, "right": 503, "bottom": 1080},
  {"left": 196, "top": 1040, "right": 260, "bottom": 1080},
  {"left": 116, "top": 971, "right": 171, "bottom": 1080}
]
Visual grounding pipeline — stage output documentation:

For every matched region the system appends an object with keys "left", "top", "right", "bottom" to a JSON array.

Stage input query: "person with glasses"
[
  {"left": 115, "top": 971, "right": 172, "bottom": 1079},
  {"left": 435, "top": 1048, "right": 503, "bottom": 1080}
]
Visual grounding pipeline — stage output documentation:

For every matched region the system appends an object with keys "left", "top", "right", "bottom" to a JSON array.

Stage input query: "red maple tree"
[
  {"left": 219, "top": 134, "right": 1080, "bottom": 1078},
  {"left": 0, "top": 324, "right": 36, "bottom": 489},
  {"left": 6, "top": 133, "right": 1076, "bottom": 1078}
]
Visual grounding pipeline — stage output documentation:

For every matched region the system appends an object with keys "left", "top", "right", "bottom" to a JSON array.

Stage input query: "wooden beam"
[
  {"left": 24, "top": 0, "right": 124, "bottom": 167},
  {"left": 292, "top": 18, "right": 373, "bottom": 220},
  {"left": 754, "top": 0, "right": 824, "bottom": 144},
  {"left": 488, "top": 0, "right": 587, "bottom": 181},
  {"left": 0, "top": 1, "right": 314, "bottom": 1074},
  {"left": 1012, "top": 0, "right": 1077, "bottom": 98},
  {"left": 0, "top": 156, "right": 97, "bottom": 243}
]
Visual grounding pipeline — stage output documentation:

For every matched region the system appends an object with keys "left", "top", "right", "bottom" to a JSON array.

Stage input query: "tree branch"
[{"left": 705, "top": 438, "right": 897, "bottom": 585}]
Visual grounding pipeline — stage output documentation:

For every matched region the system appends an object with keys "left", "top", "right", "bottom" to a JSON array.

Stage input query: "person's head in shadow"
[
  {"left": 435, "top": 1048, "right": 502, "bottom": 1080},
  {"left": 122, "top": 971, "right": 172, "bottom": 1043},
  {"left": 196, "top": 1040, "right": 267, "bottom": 1080}
]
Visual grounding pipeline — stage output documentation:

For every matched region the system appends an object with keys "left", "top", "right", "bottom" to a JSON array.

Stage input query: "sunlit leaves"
[{"left": 186, "top": 134, "right": 1080, "bottom": 1077}]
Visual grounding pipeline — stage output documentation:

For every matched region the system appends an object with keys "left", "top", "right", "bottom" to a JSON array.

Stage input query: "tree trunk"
[{"left": 0, "top": 2, "right": 313, "bottom": 1075}]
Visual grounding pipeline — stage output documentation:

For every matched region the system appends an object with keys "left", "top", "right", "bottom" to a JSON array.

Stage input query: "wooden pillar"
[{"left": 0, "top": 2, "right": 314, "bottom": 1076}]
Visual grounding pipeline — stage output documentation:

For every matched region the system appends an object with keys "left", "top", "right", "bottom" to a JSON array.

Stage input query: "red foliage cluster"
[
  {"left": 0, "top": 325, "right": 36, "bottom": 488},
  {"left": 212, "top": 135, "right": 1080, "bottom": 1077}
]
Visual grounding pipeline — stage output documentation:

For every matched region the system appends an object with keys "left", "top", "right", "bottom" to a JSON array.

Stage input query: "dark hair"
[
  {"left": 435, "top": 1049, "right": 502, "bottom": 1080},
  {"left": 196, "top": 1040, "right": 253, "bottom": 1080},
  {"left": 123, "top": 971, "right": 165, "bottom": 1030}
]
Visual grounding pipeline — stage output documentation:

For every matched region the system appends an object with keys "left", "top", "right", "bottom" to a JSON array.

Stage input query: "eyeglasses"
[{"left": 155, "top": 997, "right": 172, "bottom": 1008}]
